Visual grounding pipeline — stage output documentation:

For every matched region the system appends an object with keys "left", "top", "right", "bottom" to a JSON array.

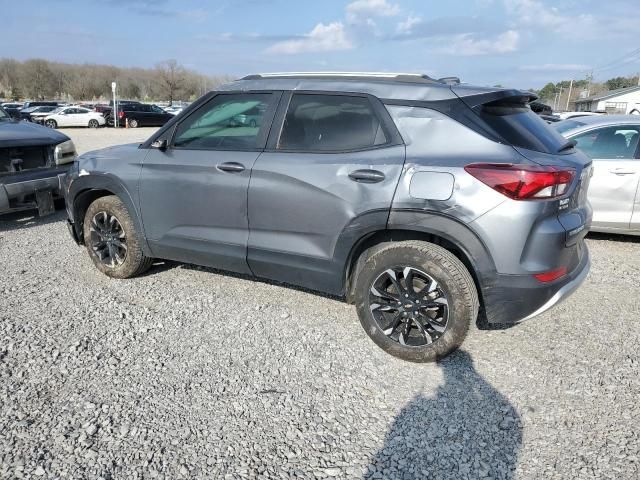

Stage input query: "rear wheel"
[
  {"left": 83, "top": 195, "right": 153, "bottom": 279},
  {"left": 354, "top": 241, "right": 478, "bottom": 362},
  {"left": 88, "top": 119, "right": 99, "bottom": 128},
  {"left": 128, "top": 118, "right": 138, "bottom": 128},
  {"left": 45, "top": 119, "right": 57, "bottom": 128}
]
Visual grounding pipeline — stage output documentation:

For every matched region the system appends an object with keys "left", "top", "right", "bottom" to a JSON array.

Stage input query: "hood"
[{"left": 0, "top": 120, "right": 69, "bottom": 148}]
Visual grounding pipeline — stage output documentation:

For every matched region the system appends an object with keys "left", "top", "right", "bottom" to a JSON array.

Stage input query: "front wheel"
[
  {"left": 354, "top": 241, "right": 478, "bottom": 363},
  {"left": 83, "top": 195, "right": 154, "bottom": 278},
  {"left": 88, "top": 119, "right": 99, "bottom": 128},
  {"left": 45, "top": 119, "right": 57, "bottom": 129}
]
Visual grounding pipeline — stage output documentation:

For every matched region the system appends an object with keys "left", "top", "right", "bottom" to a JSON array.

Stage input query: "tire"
[
  {"left": 128, "top": 118, "right": 138, "bottom": 128},
  {"left": 83, "top": 195, "right": 154, "bottom": 279},
  {"left": 88, "top": 119, "right": 99, "bottom": 128},
  {"left": 354, "top": 241, "right": 479, "bottom": 363},
  {"left": 45, "top": 119, "right": 57, "bottom": 129}
]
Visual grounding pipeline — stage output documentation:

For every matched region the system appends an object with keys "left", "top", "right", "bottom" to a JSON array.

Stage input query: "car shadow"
[
  {"left": 0, "top": 208, "right": 66, "bottom": 232},
  {"left": 587, "top": 231, "right": 640, "bottom": 243},
  {"left": 364, "top": 350, "right": 522, "bottom": 479}
]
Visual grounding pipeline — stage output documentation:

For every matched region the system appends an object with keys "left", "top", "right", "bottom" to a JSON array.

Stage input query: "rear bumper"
[
  {"left": 482, "top": 244, "right": 590, "bottom": 324},
  {"left": 0, "top": 168, "right": 68, "bottom": 214}
]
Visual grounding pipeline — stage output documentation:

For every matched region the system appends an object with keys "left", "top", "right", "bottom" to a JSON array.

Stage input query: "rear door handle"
[
  {"left": 348, "top": 169, "right": 385, "bottom": 183},
  {"left": 609, "top": 168, "right": 637, "bottom": 175},
  {"left": 217, "top": 162, "right": 245, "bottom": 173}
]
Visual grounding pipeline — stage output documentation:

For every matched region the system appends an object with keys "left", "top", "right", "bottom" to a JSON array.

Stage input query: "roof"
[
  {"left": 574, "top": 86, "right": 640, "bottom": 103},
  {"left": 220, "top": 73, "right": 527, "bottom": 104},
  {"left": 553, "top": 114, "right": 640, "bottom": 135},
  {"left": 240, "top": 72, "right": 461, "bottom": 85}
]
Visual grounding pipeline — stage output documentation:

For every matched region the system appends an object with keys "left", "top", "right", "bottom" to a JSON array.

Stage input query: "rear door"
[
  {"left": 138, "top": 91, "right": 280, "bottom": 274},
  {"left": 571, "top": 125, "right": 640, "bottom": 230},
  {"left": 247, "top": 92, "right": 406, "bottom": 294}
]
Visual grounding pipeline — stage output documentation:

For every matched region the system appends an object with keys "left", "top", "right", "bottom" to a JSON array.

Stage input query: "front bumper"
[
  {"left": 482, "top": 244, "right": 590, "bottom": 324},
  {"left": 0, "top": 168, "right": 68, "bottom": 214}
]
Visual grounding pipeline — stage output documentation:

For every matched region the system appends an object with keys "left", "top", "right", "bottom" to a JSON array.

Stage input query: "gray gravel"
[{"left": 0, "top": 129, "right": 639, "bottom": 479}]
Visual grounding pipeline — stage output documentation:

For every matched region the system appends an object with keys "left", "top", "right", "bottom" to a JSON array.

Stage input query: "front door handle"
[
  {"left": 609, "top": 168, "right": 637, "bottom": 175},
  {"left": 348, "top": 169, "right": 385, "bottom": 183},
  {"left": 217, "top": 162, "right": 245, "bottom": 173}
]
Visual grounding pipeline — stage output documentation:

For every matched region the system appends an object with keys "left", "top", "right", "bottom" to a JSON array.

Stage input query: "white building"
[{"left": 574, "top": 86, "right": 640, "bottom": 114}]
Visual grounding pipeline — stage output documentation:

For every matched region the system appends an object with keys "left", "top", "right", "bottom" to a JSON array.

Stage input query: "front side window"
[
  {"left": 278, "top": 94, "right": 387, "bottom": 152},
  {"left": 173, "top": 93, "right": 273, "bottom": 150},
  {"left": 572, "top": 126, "right": 640, "bottom": 159}
]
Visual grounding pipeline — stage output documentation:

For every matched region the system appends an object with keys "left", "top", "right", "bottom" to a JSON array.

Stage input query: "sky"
[{"left": 2, "top": 0, "right": 640, "bottom": 89}]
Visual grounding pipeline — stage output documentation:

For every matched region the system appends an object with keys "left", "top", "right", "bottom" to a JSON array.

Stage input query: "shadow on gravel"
[
  {"left": 0, "top": 208, "right": 66, "bottom": 232},
  {"left": 364, "top": 351, "right": 522, "bottom": 480},
  {"left": 587, "top": 231, "right": 640, "bottom": 244}
]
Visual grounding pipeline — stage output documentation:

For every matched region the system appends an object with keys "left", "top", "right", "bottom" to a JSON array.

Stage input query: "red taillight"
[
  {"left": 464, "top": 163, "right": 575, "bottom": 200},
  {"left": 533, "top": 267, "right": 567, "bottom": 283},
  {"left": 118, "top": 111, "right": 125, "bottom": 119}
]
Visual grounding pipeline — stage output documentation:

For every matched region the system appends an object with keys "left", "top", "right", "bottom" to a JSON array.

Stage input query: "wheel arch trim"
[{"left": 68, "top": 175, "right": 151, "bottom": 254}]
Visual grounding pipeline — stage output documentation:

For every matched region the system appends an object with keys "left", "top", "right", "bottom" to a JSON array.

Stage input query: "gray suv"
[{"left": 63, "top": 73, "right": 592, "bottom": 362}]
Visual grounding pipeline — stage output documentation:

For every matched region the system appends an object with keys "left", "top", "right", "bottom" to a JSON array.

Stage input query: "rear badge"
[{"left": 559, "top": 198, "right": 570, "bottom": 210}]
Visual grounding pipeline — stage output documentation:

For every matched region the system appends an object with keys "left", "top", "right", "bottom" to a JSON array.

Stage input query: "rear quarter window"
[{"left": 477, "top": 101, "right": 568, "bottom": 154}]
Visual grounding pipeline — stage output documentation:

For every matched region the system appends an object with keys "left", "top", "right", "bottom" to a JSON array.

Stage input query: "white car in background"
[
  {"left": 558, "top": 111, "right": 603, "bottom": 120},
  {"left": 43, "top": 106, "right": 106, "bottom": 129}
]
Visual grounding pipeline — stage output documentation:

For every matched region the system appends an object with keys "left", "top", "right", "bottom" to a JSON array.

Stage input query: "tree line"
[
  {"left": 0, "top": 58, "right": 234, "bottom": 104},
  {"left": 533, "top": 74, "right": 640, "bottom": 110}
]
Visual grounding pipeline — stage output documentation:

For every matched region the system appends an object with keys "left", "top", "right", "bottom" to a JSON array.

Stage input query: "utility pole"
[{"left": 565, "top": 79, "right": 573, "bottom": 111}]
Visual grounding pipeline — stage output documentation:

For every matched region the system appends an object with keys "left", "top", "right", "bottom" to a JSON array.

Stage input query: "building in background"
[{"left": 574, "top": 86, "right": 640, "bottom": 114}]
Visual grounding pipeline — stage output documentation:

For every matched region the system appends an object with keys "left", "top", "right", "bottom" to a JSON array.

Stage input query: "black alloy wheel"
[
  {"left": 368, "top": 266, "right": 449, "bottom": 346},
  {"left": 89, "top": 211, "right": 128, "bottom": 268}
]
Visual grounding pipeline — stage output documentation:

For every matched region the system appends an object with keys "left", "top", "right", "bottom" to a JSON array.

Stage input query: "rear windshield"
[
  {"left": 552, "top": 119, "right": 587, "bottom": 135},
  {"left": 476, "top": 101, "right": 569, "bottom": 154}
]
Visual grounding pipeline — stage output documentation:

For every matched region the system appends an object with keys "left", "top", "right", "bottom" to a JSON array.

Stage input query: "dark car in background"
[
  {"left": 19, "top": 105, "right": 59, "bottom": 122},
  {"left": 1, "top": 102, "right": 24, "bottom": 119},
  {"left": 112, "top": 103, "right": 174, "bottom": 128},
  {"left": 0, "top": 106, "right": 77, "bottom": 215},
  {"left": 21, "top": 101, "right": 59, "bottom": 110}
]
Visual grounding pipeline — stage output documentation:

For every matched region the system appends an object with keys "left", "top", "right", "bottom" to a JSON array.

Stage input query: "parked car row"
[{"left": 1, "top": 99, "right": 181, "bottom": 129}]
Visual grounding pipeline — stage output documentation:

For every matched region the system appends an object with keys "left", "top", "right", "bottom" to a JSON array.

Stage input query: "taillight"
[
  {"left": 118, "top": 111, "right": 125, "bottom": 119},
  {"left": 464, "top": 163, "right": 575, "bottom": 200},
  {"left": 533, "top": 267, "right": 567, "bottom": 283}
]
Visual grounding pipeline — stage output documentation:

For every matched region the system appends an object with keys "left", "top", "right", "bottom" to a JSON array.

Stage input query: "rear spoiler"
[{"left": 451, "top": 86, "right": 538, "bottom": 109}]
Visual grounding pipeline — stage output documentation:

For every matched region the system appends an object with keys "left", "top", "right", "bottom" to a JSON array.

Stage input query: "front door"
[
  {"left": 247, "top": 92, "right": 406, "bottom": 294},
  {"left": 138, "top": 92, "right": 280, "bottom": 274},
  {"left": 572, "top": 125, "right": 640, "bottom": 230}
]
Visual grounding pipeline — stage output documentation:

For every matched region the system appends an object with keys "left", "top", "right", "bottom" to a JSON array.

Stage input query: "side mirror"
[{"left": 151, "top": 139, "right": 168, "bottom": 151}]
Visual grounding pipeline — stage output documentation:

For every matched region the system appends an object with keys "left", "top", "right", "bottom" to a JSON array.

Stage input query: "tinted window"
[
  {"left": 151, "top": 105, "right": 165, "bottom": 113},
  {"left": 173, "top": 93, "right": 273, "bottom": 150},
  {"left": 278, "top": 94, "right": 387, "bottom": 152},
  {"left": 553, "top": 119, "right": 586, "bottom": 135},
  {"left": 572, "top": 126, "right": 640, "bottom": 159},
  {"left": 477, "top": 101, "right": 568, "bottom": 154}
]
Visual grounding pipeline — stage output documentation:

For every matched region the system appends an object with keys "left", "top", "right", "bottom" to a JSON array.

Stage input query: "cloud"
[
  {"left": 346, "top": 0, "right": 400, "bottom": 23},
  {"left": 519, "top": 63, "right": 590, "bottom": 72},
  {"left": 443, "top": 30, "right": 520, "bottom": 56},
  {"left": 396, "top": 15, "right": 422, "bottom": 35},
  {"left": 266, "top": 22, "right": 353, "bottom": 55}
]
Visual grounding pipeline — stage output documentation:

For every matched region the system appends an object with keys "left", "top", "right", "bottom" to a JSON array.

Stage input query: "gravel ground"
[{"left": 0, "top": 129, "right": 638, "bottom": 479}]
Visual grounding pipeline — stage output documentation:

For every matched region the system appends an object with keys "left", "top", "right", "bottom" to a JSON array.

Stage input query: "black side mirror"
[{"left": 151, "top": 138, "right": 168, "bottom": 151}]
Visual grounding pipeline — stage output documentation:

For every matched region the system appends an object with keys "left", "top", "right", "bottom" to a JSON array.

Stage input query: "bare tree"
[{"left": 155, "top": 59, "right": 186, "bottom": 105}]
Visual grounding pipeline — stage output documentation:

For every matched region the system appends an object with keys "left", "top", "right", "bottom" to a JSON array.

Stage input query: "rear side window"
[
  {"left": 173, "top": 93, "right": 274, "bottom": 150},
  {"left": 572, "top": 126, "right": 640, "bottom": 159},
  {"left": 477, "top": 101, "right": 568, "bottom": 154},
  {"left": 278, "top": 94, "right": 387, "bottom": 152}
]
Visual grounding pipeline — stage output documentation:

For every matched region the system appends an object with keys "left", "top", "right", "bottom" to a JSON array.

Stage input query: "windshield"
[
  {"left": 552, "top": 119, "right": 587, "bottom": 135},
  {"left": 0, "top": 107, "right": 10, "bottom": 121}
]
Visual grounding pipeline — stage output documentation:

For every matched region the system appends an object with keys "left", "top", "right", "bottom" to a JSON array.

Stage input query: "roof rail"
[{"left": 240, "top": 72, "right": 454, "bottom": 85}]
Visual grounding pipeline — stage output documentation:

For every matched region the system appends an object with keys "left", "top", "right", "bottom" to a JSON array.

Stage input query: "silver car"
[{"left": 553, "top": 115, "right": 640, "bottom": 235}]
